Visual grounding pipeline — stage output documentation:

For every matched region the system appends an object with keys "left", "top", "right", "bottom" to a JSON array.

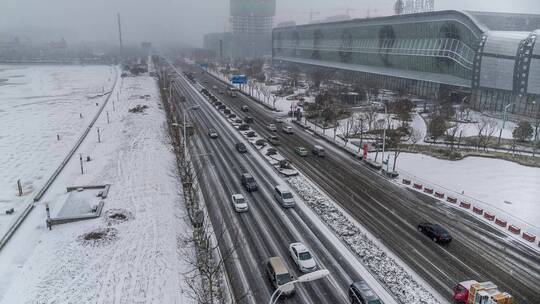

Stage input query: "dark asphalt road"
[
  {"left": 189, "top": 67, "right": 540, "bottom": 304},
  {"left": 168, "top": 68, "right": 402, "bottom": 303}
]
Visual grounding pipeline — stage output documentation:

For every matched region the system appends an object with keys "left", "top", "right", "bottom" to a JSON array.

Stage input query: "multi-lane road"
[
  {"left": 167, "top": 61, "right": 540, "bottom": 304},
  {"left": 169, "top": 66, "right": 403, "bottom": 304}
]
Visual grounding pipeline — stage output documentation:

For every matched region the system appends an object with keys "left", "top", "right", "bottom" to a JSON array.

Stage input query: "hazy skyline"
[{"left": 0, "top": 0, "right": 539, "bottom": 47}]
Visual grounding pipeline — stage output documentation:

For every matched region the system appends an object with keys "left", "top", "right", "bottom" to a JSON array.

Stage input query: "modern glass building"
[{"left": 272, "top": 10, "right": 540, "bottom": 118}]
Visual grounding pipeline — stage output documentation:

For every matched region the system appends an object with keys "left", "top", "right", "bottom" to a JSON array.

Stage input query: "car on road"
[
  {"left": 231, "top": 194, "right": 249, "bottom": 212},
  {"left": 246, "top": 131, "right": 256, "bottom": 138},
  {"left": 241, "top": 105, "right": 249, "bottom": 112},
  {"left": 212, "top": 85, "right": 217, "bottom": 90},
  {"left": 255, "top": 139, "right": 266, "bottom": 147},
  {"left": 241, "top": 173, "right": 258, "bottom": 192},
  {"left": 417, "top": 222, "right": 452, "bottom": 244},
  {"left": 218, "top": 89, "right": 224, "bottom": 94},
  {"left": 208, "top": 129, "right": 219, "bottom": 139},
  {"left": 223, "top": 109, "right": 231, "bottom": 115},
  {"left": 312, "top": 145, "right": 325, "bottom": 157},
  {"left": 274, "top": 117, "right": 284, "bottom": 123},
  {"left": 238, "top": 124, "right": 250, "bottom": 131},
  {"left": 267, "top": 123, "right": 277, "bottom": 131},
  {"left": 273, "top": 184, "right": 295, "bottom": 208},
  {"left": 266, "top": 257, "right": 295, "bottom": 296},
  {"left": 214, "top": 101, "right": 222, "bottom": 106},
  {"left": 349, "top": 280, "right": 383, "bottom": 304},
  {"left": 228, "top": 114, "right": 237, "bottom": 119},
  {"left": 266, "top": 147, "right": 277, "bottom": 156},
  {"left": 295, "top": 146, "right": 308, "bottom": 157},
  {"left": 267, "top": 135, "right": 280, "bottom": 145},
  {"left": 235, "top": 143, "right": 247, "bottom": 153},
  {"left": 218, "top": 105, "right": 226, "bottom": 110},
  {"left": 234, "top": 118, "right": 243, "bottom": 124},
  {"left": 244, "top": 116, "right": 254, "bottom": 123},
  {"left": 282, "top": 125, "right": 293, "bottom": 134},
  {"left": 289, "top": 242, "right": 317, "bottom": 273}
]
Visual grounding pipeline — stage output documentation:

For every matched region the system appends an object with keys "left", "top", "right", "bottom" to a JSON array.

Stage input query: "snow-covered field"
[
  {"left": 395, "top": 153, "right": 540, "bottom": 231},
  {"left": 0, "top": 64, "right": 115, "bottom": 236},
  {"left": 0, "top": 66, "right": 194, "bottom": 303}
]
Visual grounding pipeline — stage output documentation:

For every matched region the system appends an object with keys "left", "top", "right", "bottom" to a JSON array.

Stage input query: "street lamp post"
[
  {"left": 183, "top": 105, "right": 201, "bottom": 153},
  {"left": 371, "top": 102, "right": 388, "bottom": 166},
  {"left": 498, "top": 102, "right": 515, "bottom": 146},
  {"left": 268, "top": 269, "right": 330, "bottom": 304}
]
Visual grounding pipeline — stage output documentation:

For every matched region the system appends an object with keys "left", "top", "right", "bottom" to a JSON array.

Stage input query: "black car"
[
  {"left": 224, "top": 109, "right": 231, "bottom": 115},
  {"left": 235, "top": 143, "right": 247, "bottom": 153},
  {"left": 244, "top": 116, "right": 254, "bottom": 123},
  {"left": 417, "top": 222, "right": 452, "bottom": 244},
  {"left": 238, "top": 124, "right": 250, "bottom": 131},
  {"left": 349, "top": 280, "right": 382, "bottom": 304},
  {"left": 246, "top": 131, "right": 257, "bottom": 138},
  {"left": 241, "top": 105, "right": 249, "bottom": 112},
  {"left": 241, "top": 173, "right": 258, "bottom": 192},
  {"left": 218, "top": 105, "right": 226, "bottom": 110},
  {"left": 228, "top": 114, "right": 237, "bottom": 119}
]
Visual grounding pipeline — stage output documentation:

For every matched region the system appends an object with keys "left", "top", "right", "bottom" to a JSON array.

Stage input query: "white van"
[{"left": 274, "top": 185, "right": 295, "bottom": 208}]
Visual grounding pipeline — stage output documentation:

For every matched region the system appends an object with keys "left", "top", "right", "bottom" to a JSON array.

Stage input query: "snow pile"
[{"left": 288, "top": 176, "right": 440, "bottom": 304}]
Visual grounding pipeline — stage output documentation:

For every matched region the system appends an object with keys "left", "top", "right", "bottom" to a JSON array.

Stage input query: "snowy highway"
[
  {"left": 184, "top": 66, "right": 540, "bottom": 304},
  {"left": 169, "top": 67, "right": 404, "bottom": 303}
]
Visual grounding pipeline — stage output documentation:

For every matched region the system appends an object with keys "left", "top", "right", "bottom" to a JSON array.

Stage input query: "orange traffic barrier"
[
  {"left": 459, "top": 201, "right": 471, "bottom": 209},
  {"left": 495, "top": 218, "right": 507, "bottom": 227},
  {"left": 424, "top": 188, "right": 433, "bottom": 194},
  {"left": 508, "top": 225, "right": 521, "bottom": 234},
  {"left": 447, "top": 196, "right": 457, "bottom": 204},
  {"left": 484, "top": 212, "right": 495, "bottom": 221},
  {"left": 522, "top": 232, "right": 536, "bottom": 243},
  {"left": 472, "top": 206, "right": 483, "bottom": 215}
]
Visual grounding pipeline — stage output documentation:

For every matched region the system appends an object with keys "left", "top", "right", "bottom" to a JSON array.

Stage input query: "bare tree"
[
  {"left": 476, "top": 117, "right": 498, "bottom": 151},
  {"left": 179, "top": 216, "right": 244, "bottom": 304},
  {"left": 409, "top": 127, "right": 424, "bottom": 151},
  {"left": 373, "top": 119, "right": 385, "bottom": 162},
  {"left": 365, "top": 106, "right": 377, "bottom": 131},
  {"left": 446, "top": 122, "right": 461, "bottom": 153}
]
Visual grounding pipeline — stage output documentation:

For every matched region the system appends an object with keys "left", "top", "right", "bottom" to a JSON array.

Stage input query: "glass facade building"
[{"left": 272, "top": 10, "right": 540, "bottom": 118}]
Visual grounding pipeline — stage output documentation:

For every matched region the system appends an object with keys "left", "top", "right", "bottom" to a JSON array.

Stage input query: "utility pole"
[
  {"left": 79, "top": 154, "right": 84, "bottom": 174},
  {"left": 97, "top": 127, "right": 101, "bottom": 143},
  {"left": 117, "top": 13, "right": 124, "bottom": 62}
]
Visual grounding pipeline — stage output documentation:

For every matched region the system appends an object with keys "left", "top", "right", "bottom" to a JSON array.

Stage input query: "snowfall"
[
  {"left": 0, "top": 64, "right": 194, "bottom": 303},
  {"left": 211, "top": 68, "right": 540, "bottom": 240}
]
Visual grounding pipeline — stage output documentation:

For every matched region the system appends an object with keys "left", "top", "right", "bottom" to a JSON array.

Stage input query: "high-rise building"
[{"left": 229, "top": 0, "right": 276, "bottom": 58}]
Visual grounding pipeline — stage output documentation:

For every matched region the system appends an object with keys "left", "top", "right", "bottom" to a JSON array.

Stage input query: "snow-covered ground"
[
  {"left": 395, "top": 153, "right": 540, "bottom": 233},
  {"left": 453, "top": 110, "right": 518, "bottom": 139},
  {"left": 0, "top": 66, "right": 194, "bottom": 303},
  {"left": 0, "top": 64, "right": 115, "bottom": 236}
]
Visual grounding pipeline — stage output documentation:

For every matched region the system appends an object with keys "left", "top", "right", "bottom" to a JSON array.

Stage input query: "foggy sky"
[{"left": 0, "top": 0, "right": 539, "bottom": 47}]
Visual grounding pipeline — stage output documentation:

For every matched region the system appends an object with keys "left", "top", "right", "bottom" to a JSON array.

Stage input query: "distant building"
[
  {"left": 203, "top": 0, "right": 276, "bottom": 59},
  {"left": 276, "top": 21, "right": 296, "bottom": 28},
  {"left": 273, "top": 10, "right": 540, "bottom": 118},
  {"left": 141, "top": 42, "right": 152, "bottom": 53},
  {"left": 230, "top": 0, "right": 276, "bottom": 58},
  {"left": 325, "top": 15, "right": 351, "bottom": 23}
]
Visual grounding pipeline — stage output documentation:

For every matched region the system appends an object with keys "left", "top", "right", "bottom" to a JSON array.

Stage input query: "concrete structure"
[
  {"left": 203, "top": 0, "right": 275, "bottom": 59},
  {"left": 272, "top": 10, "right": 540, "bottom": 118}
]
